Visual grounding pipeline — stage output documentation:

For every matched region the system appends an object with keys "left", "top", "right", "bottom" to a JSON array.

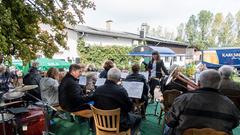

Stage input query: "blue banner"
[{"left": 203, "top": 48, "right": 240, "bottom": 69}]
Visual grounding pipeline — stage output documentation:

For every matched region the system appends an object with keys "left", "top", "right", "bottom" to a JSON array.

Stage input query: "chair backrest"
[
  {"left": 91, "top": 106, "right": 121, "bottom": 134},
  {"left": 163, "top": 89, "right": 181, "bottom": 111},
  {"left": 183, "top": 128, "right": 229, "bottom": 135}
]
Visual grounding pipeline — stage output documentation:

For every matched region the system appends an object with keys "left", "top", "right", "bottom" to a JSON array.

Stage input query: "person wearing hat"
[{"left": 148, "top": 51, "right": 168, "bottom": 102}]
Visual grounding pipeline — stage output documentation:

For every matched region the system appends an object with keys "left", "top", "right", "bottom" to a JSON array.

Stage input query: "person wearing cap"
[{"left": 148, "top": 51, "right": 169, "bottom": 102}]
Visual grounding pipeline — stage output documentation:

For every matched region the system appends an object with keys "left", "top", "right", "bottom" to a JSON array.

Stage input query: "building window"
[
  {"left": 179, "top": 56, "right": 183, "bottom": 61},
  {"left": 165, "top": 57, "right": 170, "bottom": 62},
  {"left": 173, "top": 56, "right": 177, "bottom": 62},
  {"left": 133, "top": 40, "right": 139, "bottom": 45}
]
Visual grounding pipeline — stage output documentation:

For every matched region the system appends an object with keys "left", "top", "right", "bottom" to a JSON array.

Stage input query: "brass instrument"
[{"left": 166, "top": 67, "right": 199, "bottom": 91}]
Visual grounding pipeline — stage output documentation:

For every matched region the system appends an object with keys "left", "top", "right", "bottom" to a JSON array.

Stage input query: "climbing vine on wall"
[{"left": 77, "top": 39, "right": 141, "bottom": 69}]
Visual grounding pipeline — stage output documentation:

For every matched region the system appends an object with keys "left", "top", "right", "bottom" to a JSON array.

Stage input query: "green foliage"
[
  {"left": 0, "top": 0, "right": 95, "bottom": 64},
  {"left": 209, "top": 13, "right": 223, "bottom": 47},
  {"left": 182, "top": 64, "right": 196, "bottom": 78},
  {"left": 198, "top": 10, "right": 213, "bottom": 41},
  {"left": 179, "top": 10, "right": 240, "bottom": 50},
  {"left": 219, "top": 13, "right": 234, "bottom": 47},
  {"left": 77, "top": 39, "right": 141, "bottom": 69},
  {"left": 185, "top": 15, "right": 198, "bottom": 48},
  {"left": 175, "top": 23, "right": 185, "bottom": 42}
]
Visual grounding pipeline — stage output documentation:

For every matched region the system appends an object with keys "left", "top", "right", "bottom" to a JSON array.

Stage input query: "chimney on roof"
[
  {"left": 106, "top": 20, "right": 113, "bottom": 31},
  {"left": 140, "top": 23, "right": 148, "bottom": 38}
]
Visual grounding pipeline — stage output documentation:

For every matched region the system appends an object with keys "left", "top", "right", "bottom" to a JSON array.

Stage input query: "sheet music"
[
  {"left": 79, "top": 76, "right": 87, "bottom": 85},
  {"left": 95, "top": 78, "right": 106, "bottom": 87},
  {"left": 96, "top": 72, "right": 100, "bottom": 78},
  {"left": 121, "top": 72, "right": 129, "bottom": 79},
  {"left": 122, "top": 81, "right": 144, "bottom": 99},
  {"left": 139, "top": 72, "right": 149, "bottom": 81}
]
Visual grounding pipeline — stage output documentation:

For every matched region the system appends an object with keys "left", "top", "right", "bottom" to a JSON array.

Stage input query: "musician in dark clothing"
[
  {"left": 99, "top": 60, "right": 114, "bottom": 78},
  {"left": 219, "top": 65, "right": 240, "bottom": 95},
  {"left": 219, "top": 65, "right": 240, "bottom": 109},
  {"left": 93, "top": 68, "right": 141, "bottom": 135},
  {"left": 148, "top": 51, "right": 169, "bottom": 101},
  {"left": 125, "top": 64, "right": 149, "bottom": 117},
  {"left": 165, "top": 69, "right": 240, "bottom": 135},
  {"left": 0, "top": 64, "right": 11, "bottom": 92},
  {"left": 59, "top": 64, "right": 90, "bottom": 112},
  {"left": 23, "top": 62, "right": 42, "bottom": 102}
]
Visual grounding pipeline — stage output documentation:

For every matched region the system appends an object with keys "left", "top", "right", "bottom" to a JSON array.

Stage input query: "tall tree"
[
  {"left": 235, "top": 10, "right": 240, "bottom": 46},
  {"left": 0, "top": 0, "right": 95, "bottom": 63},
  {"left": 176, "top": 23, "right": 185, "bottom": 42},
  {"left": 208, "top": 13, "right": 223, "bottom": 47},
  {"left": 185, "top": 15, "right": 198, "bottom": 47},
  {"left": 163, "top": 28, "right": 175, "bottom": 40},
  {"left": 219, "top": 13, "right": 234, "bottom": 47},
  {"left": 198, "top": 10, "right": 213, "bottom": 48}
]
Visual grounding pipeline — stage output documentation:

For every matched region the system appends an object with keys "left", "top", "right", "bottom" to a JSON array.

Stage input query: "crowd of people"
[{"left": 1, "top": 51, "right": 240, "bottom": 135}]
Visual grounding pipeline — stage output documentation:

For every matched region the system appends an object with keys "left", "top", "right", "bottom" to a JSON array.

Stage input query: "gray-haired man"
[
  {"left": 165, "top": 69, "right": 240, "bottom": 135},
  {"left": 219, "top": 65, "right": 240, "bottom": 95},
  {"left": 93, "top": 68, "right": 141, "bottom": 135}
]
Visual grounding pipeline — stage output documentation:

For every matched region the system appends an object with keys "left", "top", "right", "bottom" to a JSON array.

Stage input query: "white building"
[{"left": 42, "top": 22, "right": 189, "bottom": 65}]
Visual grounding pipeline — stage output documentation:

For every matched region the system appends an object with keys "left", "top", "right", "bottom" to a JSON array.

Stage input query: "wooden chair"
[
  {"left": 159, "top": 89, "right": 181, "bottom": 134},
  {"left": 52, "top": 105, "right": 93, "bottom": 123},
  {"left": 183, "top": 128, "right": 229, "bottom": 135},
  {"left": 71, "top": 109, "right": 93, "bottom": 119},
  {"left": 91, "top": 106, "right": 131, "bottom": 135}
]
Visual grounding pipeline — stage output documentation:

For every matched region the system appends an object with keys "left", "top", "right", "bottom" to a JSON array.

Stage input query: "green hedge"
[{"left": 77, "top": 39, "right": 140, "bottom": 69}]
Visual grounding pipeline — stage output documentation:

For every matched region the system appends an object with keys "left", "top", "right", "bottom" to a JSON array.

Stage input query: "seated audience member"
[
  {"left": 219, "top": 65, "right": 240, "bottom": 95},
  {"left": 59, "top": 64, "right": 91, "bottom": 112},
  {"left": 165, "top": 69, "right": 240, "bottom": 135},
  {"left": 93, "top": 68, "right": 141, "bottom": 135},
  {"left": 125, "top": 64, "right": 149, "bottom": 117},
  {"left": 40, "top": 68, "right": 59, "bottom": 105},
  {"left": 99, "top": 60, "right": 114, "bottom": 78}
]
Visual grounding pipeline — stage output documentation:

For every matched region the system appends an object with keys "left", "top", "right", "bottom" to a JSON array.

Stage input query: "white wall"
[
  {"left": 175, "top": 55, "right": 185, "bottom": 66},
  {"left": 84, "top": 34, "right": 133, "bottom": 47},
  {"left": 53, "top": 29, "right": 79, "bottom": 62},
  {"left": 54, "top": 31, "right": 135, "bottom": 62}
]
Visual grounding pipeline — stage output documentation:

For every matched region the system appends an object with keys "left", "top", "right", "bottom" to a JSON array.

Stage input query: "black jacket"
[
  {"left": 99, "top": 69, "right": 108, "bottom": 78},
  {"left": 59, "top": 73, "right": 90, "bottom": 112},
  {"left": 125, "top": 73, "right": 149, "bottom": 98},
  {"left": 148, "top": 60, "right": 168, "bottom": 78},
  {"left": 23, "top": 67, "right": 42, "bottom": 100},
  {"left": 93, "top": 80, "right": 133, "bottom": 131},
  {"left": 165, "top": 88, "right": 240, "bottom": 135},
  {"left": 0, "top": 71, "right": 11, "bottom": 92}
]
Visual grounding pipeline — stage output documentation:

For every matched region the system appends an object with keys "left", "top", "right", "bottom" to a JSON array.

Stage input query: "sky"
[{"left": 83, "top": 0, "right": 240, "bottom": 34}]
